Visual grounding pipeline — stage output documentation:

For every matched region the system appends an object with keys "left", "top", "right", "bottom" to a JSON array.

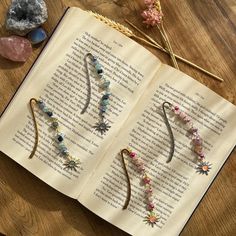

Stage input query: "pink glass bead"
[
  {"left": 198, "top": 153, "right": 205, "bottom": 160},
  {"left": 147, "top": 191, "right": 153, "bottom": 198},
  {"left": 193, "top": 137, "right": 202, "bottom": 145},
  {"left": 200, "top": 153, "right": 205, "bottom": 158},
  {"left": 133, "top": 158, "right": 140, "bottom": 165},
  {"left": 194, "top": 145, "right": 203, "bottom": 155},
  {"left": 130, "top": 152, "right": 136, "bottom": 158},
  {"left": 136, "top": 159, "right": 144, "bottom": 166},
  {"left": 137, "top": 164, "right": 145, "bottom": 172},
  {"left": 174, "top": 106, "right": 179, "bottom": 111},
  {"left": 173, "top": 106, "right": 180, "bottom": 114},
  {"left": 148, "top": 196, "right": 154, "bottom": 202},
  {"left": 179, "top": 112, "right": 186, "bottom": 120},
  {"left": 143, "top": 176, "right": 151, "bottom": 184},
  {"left": 189, "top": 127, "right": 198, "bottom": 133},
  {"left": 183, "top": 116, "right": 191, "bottom": 123},
  {"left": 186, "top": 121, "right": 193, "bottom": 130},
  {"left": 145, "top": 187, "right": 153, "bottom": 194},
  {"left": 147, "top": 203, "right": 155, "bottom": 210}
]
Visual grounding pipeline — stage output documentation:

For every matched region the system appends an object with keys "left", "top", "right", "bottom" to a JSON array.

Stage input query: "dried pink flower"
[
  {"left": 144, "top": 0, "right": 155, "bottom": 7},
  {"left": 141, "top": 8, "right": 163, "bottom": 26}
]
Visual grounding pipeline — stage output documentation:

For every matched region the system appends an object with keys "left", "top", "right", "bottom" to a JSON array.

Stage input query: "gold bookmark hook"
[
  {"left": 120, "top": 148, "right": 132, "bottom": 210},
  {"left": 29, "top": 98, "right": 39, "bottom": 159}
]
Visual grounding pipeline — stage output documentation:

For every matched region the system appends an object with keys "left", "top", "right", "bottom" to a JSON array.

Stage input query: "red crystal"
[{"left": 0, "top": 36, "right": 32, "bottom": 62}]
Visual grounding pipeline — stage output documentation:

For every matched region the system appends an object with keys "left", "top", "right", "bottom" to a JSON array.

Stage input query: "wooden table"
[{"left": 0, "top": 0, "right": 235, "bottom": 235}]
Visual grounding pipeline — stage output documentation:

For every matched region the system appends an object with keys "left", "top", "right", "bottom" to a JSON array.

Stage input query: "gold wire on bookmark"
[
  {"left": 120, "top": 148, "right": 160, "bottom": 227},
  {"left": 29, "top": 98, "right": 39, "bottom": 159},
  {"left": 28, "top": 98, "right": 81, "bottom": 171}
]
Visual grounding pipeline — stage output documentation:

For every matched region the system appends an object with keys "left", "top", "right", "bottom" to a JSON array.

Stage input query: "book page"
[
  {"left": 0, "top": 8, "right": 161, "bottom": 198},
  {"left": 78, "top": 64, "right": 236, "bottom": 235}
]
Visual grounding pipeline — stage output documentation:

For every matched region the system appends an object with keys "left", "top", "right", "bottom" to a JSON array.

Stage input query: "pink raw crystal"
[{"left": 0, "top": 36, "right": 32, "bottom": 62}]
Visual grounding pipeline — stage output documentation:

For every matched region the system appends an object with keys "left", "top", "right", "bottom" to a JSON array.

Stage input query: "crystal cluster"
[
  {"left": 0, "top": 0, "right": 48, "bottom": 62},
  {"left": 6, "top": 0, "right": 48, "bottom": 36}
]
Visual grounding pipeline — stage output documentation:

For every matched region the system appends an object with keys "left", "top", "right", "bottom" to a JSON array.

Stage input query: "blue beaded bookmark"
[
  {"left": 29, "top": 98, "right": 80, "bottom": 171},
  {"left": 84, "top": 53, "right": 111, "bottom": 135}
]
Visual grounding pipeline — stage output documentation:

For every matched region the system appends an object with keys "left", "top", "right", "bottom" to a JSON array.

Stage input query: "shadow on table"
[
  {"left": 0, "top": 152, "right": 127, "bottom": 236},
  {"left": 0, "top": 56, "right": 25, "bottom": 70}
]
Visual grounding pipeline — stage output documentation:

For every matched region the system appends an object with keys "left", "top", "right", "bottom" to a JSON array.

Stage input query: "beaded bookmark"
[
  {"left": 162, "top": 101, "right": 212, "bottom": 175},
  {"left": 121, "top": 148, "right": 159, "bottom": 227},
  {"left": 84, "top": 53, "right": 111, "bottom": 135},
  {"left": 29, "top": 98, "right": 80, "bottom": 171}
]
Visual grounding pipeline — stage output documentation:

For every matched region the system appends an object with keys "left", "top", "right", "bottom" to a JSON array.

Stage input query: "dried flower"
[
  {"left": 141, "top": 8, "right": 163, "bottom": 26},
  {"left": 141, "top": 0, "right": 179, "bottom": 69},
  {"left": 144, "top": 0, "right": 155, "bottom": 7}
]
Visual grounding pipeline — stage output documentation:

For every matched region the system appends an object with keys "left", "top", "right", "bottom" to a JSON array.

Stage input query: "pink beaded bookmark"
[
  {"left": 162, "top": 101, "right": 212, "bottom": 175},
  {"left": 120, "top": 148, "right": 159, "bottom": 227},
  {"left": 119, "top": 102, "right": 212, "bottom": 227}
]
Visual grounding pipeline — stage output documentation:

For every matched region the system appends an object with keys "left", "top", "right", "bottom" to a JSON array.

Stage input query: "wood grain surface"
[{"left": 0, "top": 0, "right": 235, "bottom": 235}]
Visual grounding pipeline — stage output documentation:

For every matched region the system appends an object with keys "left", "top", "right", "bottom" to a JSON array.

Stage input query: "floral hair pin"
[
  {"left": 120, "top": 148, "right": 159, "bottom": 227},
  {"left": 162, "top": 101, "right": 212, "bottom": 175},
  {"left": 29, "top": 98, "right": 80, "bottom": 171},
  {"left": 84, "top": 53, "right": 111, "bottom": 135}
]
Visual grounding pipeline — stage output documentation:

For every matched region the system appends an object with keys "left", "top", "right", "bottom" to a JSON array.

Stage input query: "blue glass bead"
[
  {"left": 42, "top": 107, "right": 48, "bottom": 113},
  {"left": 57, "top": 135, "right": 64, "bottom": 142},
  {"left": 92, "top": 56, "right": 97, "bottom": 63},
  {"left": 57, "top": 133, "right": 64, "bottom": 141},
  {"left": 59, "top": 144, "right": 68, "bottom": 156},
  {"left": 58, "top": 143, "right": 66, "bottom": 150},
  {"left": 38, "top": 100, "right": 45, "bottom": 110},
  {"left": 102, "top": 94, "right": 110, "bottom": 100},
  {"left": 62, "top": 149, "right": 69, "bottom": 156},
  {"left": 98, "top": 73, "right": 103, "bottom": 78},
  {"left": 101, "top": 99, "right": 109, "bottom": 106},
  {"left": 51, "top": 120, "right": 59, "bottom": 129},
  {"left": 95, "top": 63, "right": 101, "bottom": 69},
  {"left": 28, "top": 27, "right": 47, "bottom": 45},
  {"left": 97, "top": 69, "right": 103, "bottom": 74},
  {"left": 46, "top": 111, "right": 53, "bottom": 117},
  {"left": 102, "top": 80, "right": 110, "bottom": 88},
  {"left": 101, "top": 106, "right": 107, "bottom": 112}
]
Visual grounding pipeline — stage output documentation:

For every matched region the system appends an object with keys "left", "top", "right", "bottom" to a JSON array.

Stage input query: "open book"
[{"left": 0, "top": 7, "right": 236, "bottom": 236}]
